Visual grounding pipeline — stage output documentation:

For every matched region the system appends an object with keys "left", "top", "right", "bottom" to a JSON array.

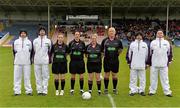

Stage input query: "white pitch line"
[
  {"left": 107, "top": 94, "right": 116, "bottom": 108},
  {"left": 100, "top": 75, "right": 116, "bottom": 108}
]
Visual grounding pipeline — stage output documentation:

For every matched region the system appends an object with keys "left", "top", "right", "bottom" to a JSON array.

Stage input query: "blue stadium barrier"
[
  {"left": 174, "top": 39, "right": 180, "bottom": 47},
  {"left": 0, "top": 32, "right": 7, "bottom": 39},
  {"left": 121, "top": 39, "right": 129, "bottom": 47}
]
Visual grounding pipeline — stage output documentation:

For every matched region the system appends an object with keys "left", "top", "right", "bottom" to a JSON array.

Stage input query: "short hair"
[
  {"left": 19, "top": 29, "right": 27, "bottom": 35},
  {"left": 108, "top": 27, "right": 116, "bottom": 32},
  {"left": 91, "top": 33, "right": 98, "bottom": 38},
  {"left": 156, "top": 29, "right": 165, "bottom": 35},
  {"left": 135, "top": 32, "right": 143, "bottom": 37},
  {"left": 74, "top": 30, "right": 80, "bottom": 34},
  {"left": 57, "top": 33, "right": 64, "bottom": 37},
  {"left": 157, "top": 29, "right": 164, "bottom": 32},
  {"left": 38, "top": 26, "right": 46, "bottom": 33},
  {"left": 92, "top": 33, "right": 98, "bottom": 37}
]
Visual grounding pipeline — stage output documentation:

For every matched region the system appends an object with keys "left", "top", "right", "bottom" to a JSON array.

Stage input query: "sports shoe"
[
  {"left": 129, "top": 93, "right": 135, "bottom": 96},
  {"left": 37, "top": 93, "right": 43, "bottom": 96},
  {"left": 26, "top": 93, "right": 33, "bottom": 96},
  {"left": 148, "top": 93, "right": 155, "bottom": 96},
  {"left": 139, "top": 92, "right": 146, "bottom": 96},
  {"left": 14, "top": 94, "right": 21, "bottom": 96},
  {"left": 104, "top": 89, "right": 108, "bottom": 95},
  {"left": 113, "top": 89, "right": 118, "bottom": 95},
  {"left": 89, "top": 90, "right": 92, "bottom": 94},
  {"left": 166, "top": 94, "right": 173, "bottom": 97},
  {"left": 59, "top": 90, "right": 64, "bottom": 96},
  {"left": 56, "top": 90, "right": 59, "bottom": 96},
  {"left": 42, "top": 93, "right": 47, "bottom": 96}
]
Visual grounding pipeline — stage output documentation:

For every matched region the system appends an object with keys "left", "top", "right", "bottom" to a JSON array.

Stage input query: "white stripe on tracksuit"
[
  {"left": 33, "top": 35, "right": 52, "bottom": 94},
  {"left": 128, "top": 40, "right": 148, "bottom": 93},
  {"left": 13, "top": 37, "right": 32, "bottom": 94},
  {"left": 149, "top": 38, "right": 172, "bottom": 95}
]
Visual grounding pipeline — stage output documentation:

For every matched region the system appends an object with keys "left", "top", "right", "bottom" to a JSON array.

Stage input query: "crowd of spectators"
[{"left": 54, "top": 18, "right": 180, "bottom": 45}]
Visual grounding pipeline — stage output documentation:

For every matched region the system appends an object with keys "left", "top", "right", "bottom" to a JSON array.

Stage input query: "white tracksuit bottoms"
[
  {"left": 129, "top": 69, "right": 146, "bottom": 93},
  {"left": 149, "top": 66, "right": 172, "bottom": 95},
  {"left": 34, "top": 64, "right": 49, "bottom": 94},
  {"left": 14, "top": 64, "right": 32, "bottom": 94}
]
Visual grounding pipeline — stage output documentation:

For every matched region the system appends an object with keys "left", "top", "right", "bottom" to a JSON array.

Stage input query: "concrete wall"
[
  {"left": 0, "top": 10, "right": 179, "bottom": 21},
  {"left": 0, "top": 11, "right": 48, "bottom": 21}
]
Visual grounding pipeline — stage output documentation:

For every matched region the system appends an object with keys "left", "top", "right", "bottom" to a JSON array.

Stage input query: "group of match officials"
[{"left": 12, "top": 26, "right": 173, "bottom": 97}]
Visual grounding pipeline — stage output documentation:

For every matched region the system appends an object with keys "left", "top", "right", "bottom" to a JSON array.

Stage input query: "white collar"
[
  {"left": 156, "top": 37, "right": 164, "bottom": 40},
  {"left": 135, "top": 40, "right": 143, "bottom": 43},
  {"left": 19, "top": 36, "right": 27, "bottom": 40},
  {"left": 38, "top": 35, "right": 47, "bottom": 39}
]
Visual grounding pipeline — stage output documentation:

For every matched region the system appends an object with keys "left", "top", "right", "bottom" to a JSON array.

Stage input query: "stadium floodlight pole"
[
  {"left": 166, "top": 4, "right": 169, "bottom": 36},
  {"left": 110, "top": 4, "right": 113, "bottom": 27},
  {"left": 48, "top": 3, "right": 50, "bottom": 37}
]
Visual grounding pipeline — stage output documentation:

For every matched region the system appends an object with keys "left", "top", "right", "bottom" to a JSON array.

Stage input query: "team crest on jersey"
[
  {"left": 107, "top": 47, "right": 116, "bottom": 51},
  {"left": 56, "top": 55, "right": 64, "bottom": 59},
  {"left": 45, "top": 43, "right": 49, "bottom": 47},
  {"left": 163, "top": 44, "right": 167, "bottom": 46},
  {"left": 73, "top": 51, "right": 81, "bottom": 55},
  {"left": 89, "top": 54, "right": 98, "bottom": 58}
]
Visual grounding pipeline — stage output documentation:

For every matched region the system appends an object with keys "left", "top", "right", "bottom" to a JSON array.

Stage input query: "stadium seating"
[
  {"left": 0, "top": 32, "right": 6, "bottom": 39},
  {"left": 1, "top": 19, "right": 180, "bottom": 47},
  {"left": 2, "top": 21, "right": 47, "bottom": 44}
]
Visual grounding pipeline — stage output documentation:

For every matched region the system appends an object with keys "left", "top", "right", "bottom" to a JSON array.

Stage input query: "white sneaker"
[
  {"left": 60, "top": 90, "right": 64, "bottom": 96},
  {"left": 56, "top": 90, "right": 59, "bottom": 96}
]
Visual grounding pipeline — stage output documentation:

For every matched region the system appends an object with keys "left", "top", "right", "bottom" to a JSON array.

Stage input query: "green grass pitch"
[{"left": 0, "top": 46, "right": 180, "bottom": 107}]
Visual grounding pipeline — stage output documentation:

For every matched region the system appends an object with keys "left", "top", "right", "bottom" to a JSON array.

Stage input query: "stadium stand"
[
  {"left": 0, "top": 32, "right": 5, "bottom": 39},
  {"left": 1, "top": 18, "right": 180, "bottom": 47},
  {"left": 2, "top": 21, "right": 47, "bottom": 44},
  {"left": 0, "top": 0, "right": 180, "bottom": 47}
]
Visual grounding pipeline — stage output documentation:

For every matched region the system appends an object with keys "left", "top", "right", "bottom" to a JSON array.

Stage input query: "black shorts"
[
  {"left": 52, "top": 62, "right": 67, "bottom": 74},
  {"left": 87, "top": 62, "right": 102, "bottom": 73},
  {"left": 103, "top": 58, "right": 119, "bottom": 73},
  {"left": 69, "top": 60, "right": 85, "bottom": 74}
]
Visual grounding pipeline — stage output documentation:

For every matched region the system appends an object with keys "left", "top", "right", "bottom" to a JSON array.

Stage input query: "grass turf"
[{"left": 0, "top": 46, "right": 180, "bottom": 107}]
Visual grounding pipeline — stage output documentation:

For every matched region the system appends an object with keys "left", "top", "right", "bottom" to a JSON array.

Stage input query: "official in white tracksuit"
[
  {"left": 13, "top": 30, "right": 33, "bottom": 96},
  {"left": 149, "top": 30, "right": 173, "bottom": 97},
  {"left": 33, "top": 27, "right": 52, "bottom": 95},
  {"left": 127, "top": 32, "right": 148, "bottom": 96}
]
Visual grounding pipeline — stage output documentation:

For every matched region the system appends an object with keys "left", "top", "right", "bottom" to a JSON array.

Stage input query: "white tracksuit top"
[
  {"left": 150, "top": 38, "right": 170, "bottom": 67},
  {"left": 33, "top": 36, "right": 52, "bottom": 65},
  {"left": 128, "top": 40, "right": 148, "bottom": 70},
  {"left": 13, "top": 37, "right": 32, "bottom": 65}
]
